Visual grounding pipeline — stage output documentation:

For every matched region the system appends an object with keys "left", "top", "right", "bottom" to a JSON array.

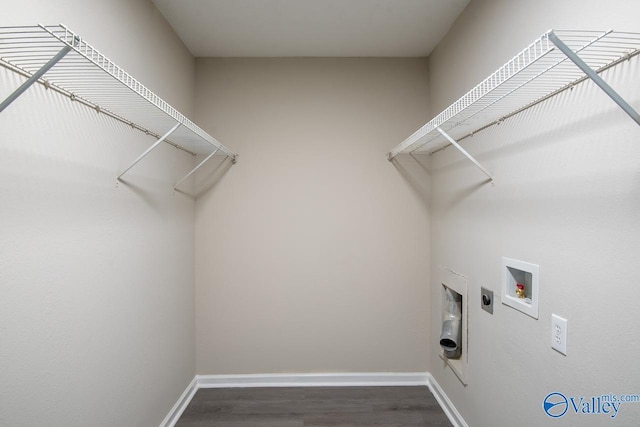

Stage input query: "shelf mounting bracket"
[
  {"left": 0, "top": 44, "right": 72, "bottom": 113},
  {"left": 173, "top": 147, "right": 220, "bottom": 190},
  {"left": 436, "top": 127, "right": 494, "bottom": 182},
  {"left": 117, "top": 122, "right": 181, "bottom": 180},
  {"left": 549, "top": 31, "right": 640, "bottom": 126}
]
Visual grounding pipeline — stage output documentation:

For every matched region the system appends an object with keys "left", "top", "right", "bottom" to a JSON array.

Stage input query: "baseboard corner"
[
  {"left": 159, "top": 376, "right": 198, "bottom": 427},
  {"left": 426, "top": 372, "right": 469, "bottom": 427}
]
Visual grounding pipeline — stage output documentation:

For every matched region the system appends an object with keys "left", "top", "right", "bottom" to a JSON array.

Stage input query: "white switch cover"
[{"left": 551, "top": 314, "right": 568, "bottom": 355}]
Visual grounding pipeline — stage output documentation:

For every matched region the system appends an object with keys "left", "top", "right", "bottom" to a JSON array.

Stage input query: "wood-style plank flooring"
[{"left": 176, "top": 386, "right": 452, "bottom": 426}]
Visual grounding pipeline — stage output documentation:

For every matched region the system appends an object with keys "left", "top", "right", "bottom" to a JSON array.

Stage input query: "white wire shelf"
[
  {"left": 0, "top": 24, "right": 237, "bottom": 186},
  {"left": 388, "top": 29, "right": 640, "bottom": 169}
]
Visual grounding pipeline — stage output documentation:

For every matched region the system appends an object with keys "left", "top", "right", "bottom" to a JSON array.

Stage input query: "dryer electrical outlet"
[{"left": 481, "top": 287, "right": 493, "bottom": 314}]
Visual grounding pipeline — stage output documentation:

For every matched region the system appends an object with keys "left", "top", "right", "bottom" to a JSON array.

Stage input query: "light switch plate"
[{"left": 551, "top": 314, "right": 568, "bottom": 355}]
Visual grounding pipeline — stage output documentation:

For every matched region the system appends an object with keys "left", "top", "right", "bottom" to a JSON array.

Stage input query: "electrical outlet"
[
  {"left": 551, "top": 314, "right": 568, "bottom": 355},
  {"left": 480, "top": 287, "right": 493, "bottom": 314}
]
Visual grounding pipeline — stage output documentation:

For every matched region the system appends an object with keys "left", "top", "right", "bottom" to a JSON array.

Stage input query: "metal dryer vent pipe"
[{"left": 440, "top": 287, "right": 462, "bottom": 359}]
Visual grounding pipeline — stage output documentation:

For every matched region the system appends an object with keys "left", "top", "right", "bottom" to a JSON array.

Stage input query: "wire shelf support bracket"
[
  {"left": 0, "top": 41, "right": 75, "bottom": 113},
  {"left": 436, "top": 126, "right": 494, "bottom": 182},
  {"left": 118, "top": 122, "right": 181, "bottom": 181},
  {"left": 173, "top": 147, "right": 220, "bottom": 190},
  {"left": 0, "top": 24, "right": 237, "bottom": 185},
  {"left": 387, "top": 29, "right": 640, "bottom": 174},
  {"left": 548, "top": 31, "right": 640, "bottom": 126}
]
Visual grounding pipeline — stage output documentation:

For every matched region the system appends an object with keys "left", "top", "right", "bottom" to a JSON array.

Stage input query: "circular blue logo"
[{"left": 543, "top": 392, "right": 568, "bottom": 418}]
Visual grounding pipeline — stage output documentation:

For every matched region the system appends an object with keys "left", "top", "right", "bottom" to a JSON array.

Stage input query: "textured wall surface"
[
  {"left": 193, "top": 58, "right": 431, "bottom": 374},
  {"left": 5, "top": 1, "right": 638, "bottom": 426},
  {"left": 427, "top": 1, "right": 640, "bottom": 426},
  {"left": 0, "top": 1, "right": 198, "bottom": 426}
]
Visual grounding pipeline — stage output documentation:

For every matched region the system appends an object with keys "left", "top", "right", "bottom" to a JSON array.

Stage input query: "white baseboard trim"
[
  {"left": 160, "top": 372, "right": 468, "bottom": 427},
  {"left": 197, "top": 372, "right": 430, "bottom": 388},
  {"left": 159, "top": 376, "right": 198, "bottom": 427},
  {"left": 426, "top": 373, "right": 469, "bottom": 427}
]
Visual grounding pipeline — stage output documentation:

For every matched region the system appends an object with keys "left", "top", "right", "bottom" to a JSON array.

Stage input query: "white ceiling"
[{"left": 152, "top": 0, "right": 470, "bottom": 57}]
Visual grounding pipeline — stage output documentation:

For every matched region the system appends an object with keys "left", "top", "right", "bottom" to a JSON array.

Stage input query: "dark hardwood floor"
[{"left": 176, "top": 386, "right": 452, "bottom": 426}]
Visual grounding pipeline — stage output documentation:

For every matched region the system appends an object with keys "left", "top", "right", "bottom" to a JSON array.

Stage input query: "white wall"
[
  {"left": 427, "top": 1, "right": 640, "bottom": 426},
  {"left": 0, "top": 1, "right": 199, "bottom": 426},
  {"left": 193, "top": 58, "right": 431, "bottom": 374}
]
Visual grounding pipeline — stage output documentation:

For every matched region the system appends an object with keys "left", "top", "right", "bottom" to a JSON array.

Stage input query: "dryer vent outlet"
[{"left": 440, "top": 287, "right": 462, "bottom": 359}]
